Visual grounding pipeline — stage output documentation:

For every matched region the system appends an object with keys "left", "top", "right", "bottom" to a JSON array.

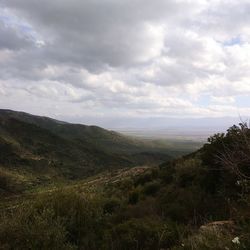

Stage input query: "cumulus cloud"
[{"left": 0, "top": 0, "right": 250, "bottom": 127}]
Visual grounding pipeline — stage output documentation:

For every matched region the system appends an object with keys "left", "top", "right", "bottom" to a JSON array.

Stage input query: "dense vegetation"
[
  {"left": 1, "top": 109, "right": 196, "bottom": 194},
  {"left": 0, "top": 122, "right": 249, "bottom": 249}
]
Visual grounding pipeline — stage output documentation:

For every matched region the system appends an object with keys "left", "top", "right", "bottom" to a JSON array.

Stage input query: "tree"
[{"left": 216, "top": 123, "right": 250, "bottom": 180}]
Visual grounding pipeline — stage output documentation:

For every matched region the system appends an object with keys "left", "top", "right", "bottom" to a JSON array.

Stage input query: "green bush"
[
  {"left": 0, "top": 190, "right": 106, "bottom": 250},
  {"left": 103, "top": 198, "right": 121, "bottom": 214},
  {"left": 0, "top": 171, "right": 9, "bottom": 191},
  {"left": 128, "top": 190, "right": 140, "bottom": 205},
  {"left": 143, "top": 181, "right": 161, "bottom": 196},
  {"left": 0, "top": 206, "right": 73, "bottom": 250},
  {"left": 105, "top": 218, "right": 182, "bottom": 250}
]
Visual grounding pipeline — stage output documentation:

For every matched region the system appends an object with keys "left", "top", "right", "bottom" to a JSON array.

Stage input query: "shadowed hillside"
[{"left": 0, "top": 109, "right": 178, "bottom": 194}]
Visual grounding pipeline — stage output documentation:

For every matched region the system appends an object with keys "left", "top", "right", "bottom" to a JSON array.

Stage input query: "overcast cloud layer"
[{"left": 0, "top": 0, "right": 250, "bottom": 127}]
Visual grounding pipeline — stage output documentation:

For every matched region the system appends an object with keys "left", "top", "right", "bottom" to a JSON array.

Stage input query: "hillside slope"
[
  {"left": 0, "top": 109, "right": 157, "bottom": 154},
  {"left": 0, "top": 123, "right": 249, "bottom": 249},
  {"left": 0, "top": 109, "right": 173, "bottom": 193}
]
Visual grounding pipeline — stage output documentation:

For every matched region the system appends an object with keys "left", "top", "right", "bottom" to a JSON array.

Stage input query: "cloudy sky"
[{"left": 0, "top": 0, "right": 250, "bottom": 128}]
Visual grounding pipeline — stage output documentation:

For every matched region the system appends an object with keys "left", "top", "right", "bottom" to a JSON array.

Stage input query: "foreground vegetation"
[{"left": 0, "top": 123, "right": 249, "bottom": 249}]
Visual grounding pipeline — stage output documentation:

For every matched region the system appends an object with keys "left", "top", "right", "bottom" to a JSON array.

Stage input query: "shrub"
[
  {"left": 0, "top": 190, "right": 105, "bottom": 250},
  {"left": 134, "top": 171, "right": 153, "bottom": 186},
  {"left": 143, "top": 181, "right": 161, "bottom": 196},
  {"left": 103, "top": 198, "right": 121, "bottom": 214},
  {"left": 128, "top": 190, "right": 140, "bottom": 205},
  {"left": 0, "top": 171, "right": 9, "bottom": 191},
  {"left": 105, "top": 218, "right": 182, "bottom": 250},
  {"left": 0, "top": 206, "right": 73, "bottom": 250}
]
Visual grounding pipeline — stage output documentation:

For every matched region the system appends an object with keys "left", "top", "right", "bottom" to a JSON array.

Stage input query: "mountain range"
[{"left": 0, "top": 109, "right": 185, "bottom": 193}]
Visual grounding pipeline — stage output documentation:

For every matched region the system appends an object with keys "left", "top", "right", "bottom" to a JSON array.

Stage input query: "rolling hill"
[{"left": 0, "top": 109, "right": 178, "bottom": 194}]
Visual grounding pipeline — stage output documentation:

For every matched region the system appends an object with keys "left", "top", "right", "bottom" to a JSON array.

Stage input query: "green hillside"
[
  {"left": 0, "top": 109, "right": 179, "bottom": 194},
  {"left": 0, "top": 123, "right": 249, "bottom": 249}
]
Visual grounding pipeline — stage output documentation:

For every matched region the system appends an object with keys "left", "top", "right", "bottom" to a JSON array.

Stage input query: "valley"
[
  {"left": 0, "top": 109, "right": 180, "bottom": 195},
  {"left": 0, "top": 110, "right": 249, "bottom": 250}
]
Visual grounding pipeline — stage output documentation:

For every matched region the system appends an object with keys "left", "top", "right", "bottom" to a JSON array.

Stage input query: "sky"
[{"left": 0, "top": 0, "right": 250, "bottom": 129}]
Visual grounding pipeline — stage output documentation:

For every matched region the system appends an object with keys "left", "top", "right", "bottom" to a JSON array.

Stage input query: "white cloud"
[
  {"left": 0, "top": 0, "right": 250, "bottom": 126},
  {"left": 211, "top": 96, "right": 235, "bottom": 105}
]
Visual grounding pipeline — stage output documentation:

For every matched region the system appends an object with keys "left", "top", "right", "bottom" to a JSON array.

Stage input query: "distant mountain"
[
  {"left": 0, "top": 110, "right": 171, "bottom": 154},
  {"left": 0, "top": 109, "right": 173, "bottom": 193}
]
